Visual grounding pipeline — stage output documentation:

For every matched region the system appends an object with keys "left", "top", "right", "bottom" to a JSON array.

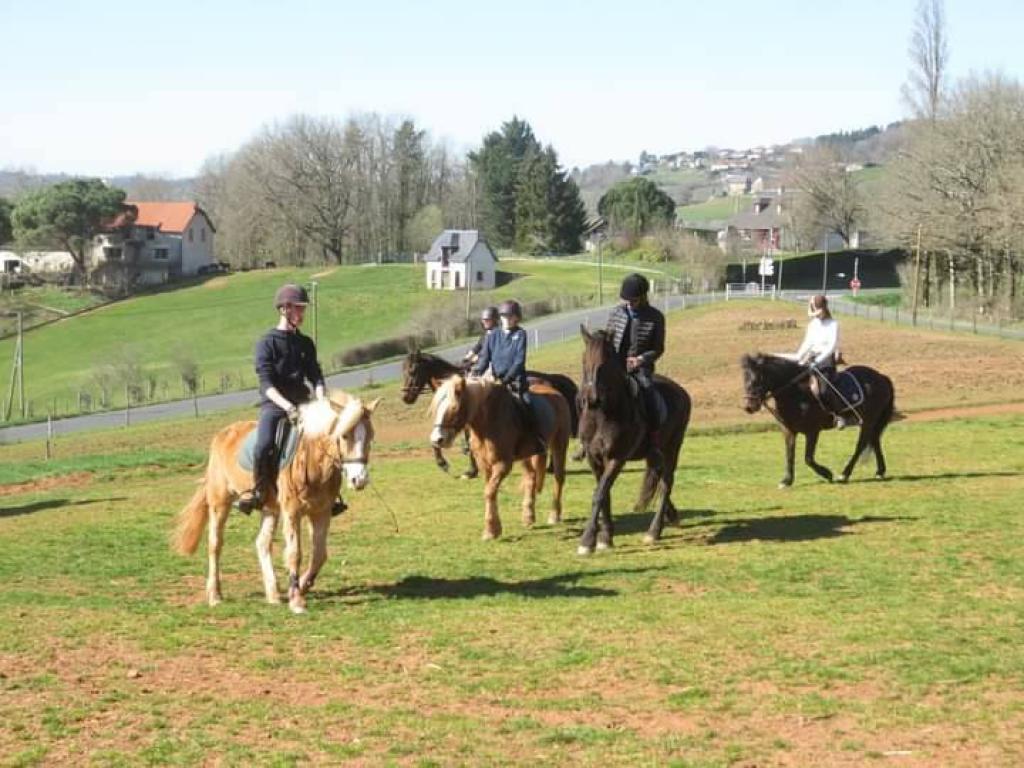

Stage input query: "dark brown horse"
[
  {"left": 429, "top": 375, "right": 570, "bottom": 539},
  {"left": 740, "top": 353, "right": 895, "bottom": 487},
  {"left": 577, "top": 327, "right": 691, "bottom": 554},
  {"left": 401, "top": 350, "right": 581, "bottom": 474}
]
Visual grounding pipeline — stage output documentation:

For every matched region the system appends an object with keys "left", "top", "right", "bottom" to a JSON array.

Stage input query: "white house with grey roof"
[{"left": 424, "top": 230, "right": 498, "bottom": 291}]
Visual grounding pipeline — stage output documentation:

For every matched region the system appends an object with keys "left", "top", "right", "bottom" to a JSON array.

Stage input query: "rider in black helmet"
[
  {"left": 472, "top": 300, "right": 545, "bottom": 454},
  {"left": 237, "top": 283, "right": 328, "bottom": 514},
  {"left": 462, "top": 305, "right": 499, "bottom": 370},
  {"left": 606, "top": 273, "right": 666, "bottom": 467}
]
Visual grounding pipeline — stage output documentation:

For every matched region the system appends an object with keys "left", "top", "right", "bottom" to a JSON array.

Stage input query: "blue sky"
[{"left": 2, "top": 0, "right": 1022, "bottom": 178}]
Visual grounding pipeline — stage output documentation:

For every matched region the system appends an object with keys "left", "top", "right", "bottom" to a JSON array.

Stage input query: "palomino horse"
[
  {"left": 741, "top": 353, "right": 895, "bottom": 487},
  {"left": 429, "top": 375, "right": 570, "bottom": 539},
  {"left": 174, "top": 392, "right": 380, "bottom": 613},
  {"left": 402, "top": 349, "right": 582, "bottom": 474},
  {"left": 577, "top": 328, "right": 691, "bottom": 553}
]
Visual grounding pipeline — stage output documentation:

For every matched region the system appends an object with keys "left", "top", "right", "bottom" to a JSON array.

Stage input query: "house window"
[
  {"left": 153, "top": 248, "right": 169, "bottom": 260},
  {"left": 454, "top": 271, "right": 461, "bottom": 289},
  {"left": 201, "top": 227, "right": 206, "bottom": 243},
  {"left": 189, "top": 228, "right": 194, "bottom": 243},
  {"left": 146, "top": 228, "right": 155, "bottom": 240},
  {"left": 476, "top": 270, "right": 483, "bottom": 282},
  {"left": 103, "top": 247, "right": 122, "bottom": 261}
]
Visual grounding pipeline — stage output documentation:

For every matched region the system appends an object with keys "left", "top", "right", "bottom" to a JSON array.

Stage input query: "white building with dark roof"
[{"left": 424, "top": 230, "right": 498, "bottom": 291}]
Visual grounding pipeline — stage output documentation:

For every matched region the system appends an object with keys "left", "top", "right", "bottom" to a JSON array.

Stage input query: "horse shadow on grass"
[
  {"left": 556, "top": 507, "right": 752, "bottom": 540},
  {"left": 698, "top": 513, "right": 915, "bottom": 545},
  {"left": 879, "top": 470, "right": 1021, "bottom": 484},
  {"left": 318, "top": 566, "right": 669, "bottom": 603},
  {"left": 0, "top": 496, "right": 127, "bottom": 519}
]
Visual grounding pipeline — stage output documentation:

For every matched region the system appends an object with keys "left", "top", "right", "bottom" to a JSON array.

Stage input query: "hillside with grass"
[{"left": 0, "top": 259, "right": 662, "bottom": 419}]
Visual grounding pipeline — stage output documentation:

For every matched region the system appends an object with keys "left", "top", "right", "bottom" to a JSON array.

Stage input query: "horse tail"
[
  {"left": 635, "top": 465, "right": 660, "bottom": 512},
  {"left": 174, "top": 479, "right": 209, "bottom": 555},
  {"left": 877, "top": 381, "right": 896, "bottom": 436},
  {"left": 534, "top": 450, "right": 548, "bottom": 495}
]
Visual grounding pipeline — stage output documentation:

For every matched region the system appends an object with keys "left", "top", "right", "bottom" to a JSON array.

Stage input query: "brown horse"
[
  {"left": 741, "top": 353, "right": 895, "bottom": 486},
  {"left": 174, "top": 393, "right": 380, "bottom": 613},
  {"left": 577, "top": 327, "right": 691, "bottom": 553},
  {"left": 402, "top": 349, "right": 583, "bottom": 474},
  {"left": 428, "top": 375, "right": 570, "bottom": 539}
]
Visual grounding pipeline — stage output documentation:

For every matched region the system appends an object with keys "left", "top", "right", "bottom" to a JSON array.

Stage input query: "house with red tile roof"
[{"left": 91, "top": 201, "right": 216, "bottom": 286}]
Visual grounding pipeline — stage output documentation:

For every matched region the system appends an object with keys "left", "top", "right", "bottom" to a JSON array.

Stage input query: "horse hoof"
[
  {"left": 460, "top": 471, "right": 478, "bottom": 480},
  {"left": 577, "top": 545, "right": 594, "bottom": 556},
  {"left": 547, "top": 515, "right": 561, "bottom": 526},
  {"left": 777, "top": 481, "right": 792, "bottom": 490},
  {"left": 208, "top": 596, "right": 222, "bottom": 607},
  {"left": 289, "top": 603, "right": 307, "bottom": 615},
  {"left": 596, "top": 541, "right": 612, "bottom": 551},
  {"left": 838, "top": 475, "right": 850, "bottom": 484},
  {"left": 875, "top": 472, "right": 886, "bottom": 480},
  {"left": 642, "top": 534, "right": 656, "bottom": 545},
  {"left": 482, "top": 531, "right": 499, "bottom": 541}
]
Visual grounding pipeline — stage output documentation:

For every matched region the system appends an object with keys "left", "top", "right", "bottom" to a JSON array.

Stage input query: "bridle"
[{"left": 745, "top": 364, "right": 812, "bottom": 422}]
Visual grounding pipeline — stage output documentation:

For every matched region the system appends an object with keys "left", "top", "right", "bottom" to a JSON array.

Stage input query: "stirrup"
[{"left": 331, "top": 497, "right": 348, "bottom": 517}]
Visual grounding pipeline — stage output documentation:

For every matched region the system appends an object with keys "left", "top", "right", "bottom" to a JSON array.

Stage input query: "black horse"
[
  {"left": 401, "top": 350, "right": 581, "bottom": 476},
  {"left": 577, "top": 327, "right": 691, "bottom": 553},
  {"left": 740, "top": 353, "right": 895, "bottom": 487}
]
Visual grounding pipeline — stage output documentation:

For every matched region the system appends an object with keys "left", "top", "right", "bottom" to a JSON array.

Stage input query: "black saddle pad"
[
  {"left": 625, "top": 376, "right": 668, "bottom": 426},
  {"left": 833, "top": 371, "right": 866, "bottom": 413}
]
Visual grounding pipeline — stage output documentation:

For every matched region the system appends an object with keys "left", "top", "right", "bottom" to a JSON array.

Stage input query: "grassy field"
[
  {"left": 676, "top": 196, "right": 752, "bottom": 224},
  {"left": 2, "top": 301, "right": 1024, "bottom": 765},
  {"left": 0, "top": 259, "right": 652, "bottom": 420}
]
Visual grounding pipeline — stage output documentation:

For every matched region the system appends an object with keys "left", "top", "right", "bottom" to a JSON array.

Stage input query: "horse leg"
[
  {"left": 871, "top": 427, "right": 888, "bottom": 479},
  {"left": 839, "top": 426, "right": 872, "bottom": 483},
  {"left": 548, "top": 436, "right": 566, "bottom": 525},
  {"left": 520, "top": 457, "right": 538, "bottom": 528},
  {"left": 644, "top": 462, "right": 677, "bottom": 544},
  {"left": 634, "top": 458, "right": 661, "bottom": 514},
  {"left": 779, "top": 429, "right": 796, "bottom": 488},
  {"left": 580, "top": 458, "right": 624, "bottom": 554},
  {"left": 300, "top": 513, "right": 329, "bottom": 596},
  {"left": 206, "top": 502, "right": 230, "bottom": 606},
  {"left": 433, "top": 445, "right": 450, "bottom": 473},
  {"left": 482, "top": 461, "right": 510, "bottom": 540},
  {"left": 254, "top": 509, "right": 281, "bottom": 604},
  {"left": 460, "top": 429, "right": 478, "bottom": 479},
  {"left": 281, "top": 510, "right": 307, "bottom": 614},
  {"left": 804, "top": 430, "right": 833, "bottom": 482}
]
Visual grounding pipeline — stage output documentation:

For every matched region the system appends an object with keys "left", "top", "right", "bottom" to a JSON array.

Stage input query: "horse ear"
[
  {"left": 366, "top": 397, "right": 382, "bottom": 413},
  {"left": 580, "top": 324, "right": 592, "bottom": 342}
]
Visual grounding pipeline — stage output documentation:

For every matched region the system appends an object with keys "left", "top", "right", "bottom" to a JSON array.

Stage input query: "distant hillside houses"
[
  {"left": 92, "top": 201, "right": 216, "bottom": 286},
  {"left": 424, "top": 230, "right": 497, "bottom": 291}
]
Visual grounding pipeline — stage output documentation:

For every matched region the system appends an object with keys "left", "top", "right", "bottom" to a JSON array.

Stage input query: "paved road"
[{"left": 0, "top": 301, "right": 663, "bottom": 444}]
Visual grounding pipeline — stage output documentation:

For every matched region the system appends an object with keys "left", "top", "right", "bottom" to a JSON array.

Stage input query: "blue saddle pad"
[
  {"left": 834, "top": 371, "right": 866, "bottom": 413},
  {"left": 237, "top": 423, "right": 301, "bottom": 472},
  {"left": 527, "top": 392, "right": 556, "bottom": 438}
]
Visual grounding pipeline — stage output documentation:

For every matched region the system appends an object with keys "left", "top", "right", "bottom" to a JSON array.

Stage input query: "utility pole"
[
  {"left": 465, "top": 252, "right": 473, "bottom": 320},
  {"left": 911, "top": 225, "right": 923, "bottom": 326},
  {"left": 597, "top": 234, "right": 604, "bottom": 306},
  {"left": 5, "top": 311, "right": 23, "bottom": 421},
  {"left": 821, "top": 238, "right": 829, "bottom": 294},
  {"left": 17, "top": 311, "right": 24, "bottom": 419},
  {"left": 310, "top": 281, "right": 319, "bottom": 347}
]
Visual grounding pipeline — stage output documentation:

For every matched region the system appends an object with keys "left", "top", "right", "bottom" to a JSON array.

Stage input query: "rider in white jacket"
[{"left": 795, "top": 294, "right": 847, "bottom": 428}]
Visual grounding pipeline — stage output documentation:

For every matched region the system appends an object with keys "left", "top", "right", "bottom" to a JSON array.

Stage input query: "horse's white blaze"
[
  {"left": 344, "top": 422, "right": 370, "bottom": 490},
  {"left": 430, "top": 388, "right": 452, "bottom": 446}
]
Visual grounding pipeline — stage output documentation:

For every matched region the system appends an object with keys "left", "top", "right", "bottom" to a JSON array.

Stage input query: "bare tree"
[
  {"left": 787, "top": 146, "right": 865, "bottom": 248},
  {"left": 902, "top": 0, "right": 949, "bottom": 122}
]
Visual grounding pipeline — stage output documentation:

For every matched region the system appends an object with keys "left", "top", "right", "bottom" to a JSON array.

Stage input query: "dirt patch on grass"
[{"left": 0, "top": 471, "right": 92, "bottom": 497}]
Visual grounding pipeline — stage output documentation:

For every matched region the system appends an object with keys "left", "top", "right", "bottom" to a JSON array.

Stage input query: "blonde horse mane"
[{"left": 428, "top": 375, "right": 492, "bottom": 422}]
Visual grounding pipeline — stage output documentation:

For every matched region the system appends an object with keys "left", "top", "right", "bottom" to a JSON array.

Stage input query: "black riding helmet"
[
  {"left": 274, "top": 284, "right": 310, "bottom": 309},
  {"left": 619, "top": 273, "right": 650, "bottom": 301},
  {"left": 481, "top": 306, "right": 499, "bottom": 322},
  {"left": 498, "top": 300, "right": 522, "bottom": 319}
]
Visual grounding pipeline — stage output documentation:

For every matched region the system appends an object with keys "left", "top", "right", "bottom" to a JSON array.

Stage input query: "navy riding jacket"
[{"left": 473, "top": 327, "right": 528, "bottom": 389}]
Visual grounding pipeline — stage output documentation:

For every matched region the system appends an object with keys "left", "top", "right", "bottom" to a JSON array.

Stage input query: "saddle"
[
  {"left": 515, "top": 388, "right": 556, "bottom": 438},
  {"left": 625, "top": 375, "right": 668, "bottom": 427},
  {"left": 810, "top": 369, "right": 865, "bottom": 417},
  {"left": 237, "top": 420, "right": 301, "bottom": 473}
]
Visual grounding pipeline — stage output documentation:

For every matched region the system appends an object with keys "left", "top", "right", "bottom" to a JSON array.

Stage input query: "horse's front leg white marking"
[{"left": 255, "top": 511, "right": 280, "bottom": 604}]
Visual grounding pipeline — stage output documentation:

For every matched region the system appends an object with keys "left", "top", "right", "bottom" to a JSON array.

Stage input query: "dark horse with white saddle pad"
[
  {"left": 577, "top": 327, "right": 691, "bottom": 553},
  {"left": 741, "top": 353, "right": 895, "bottom": 487}
]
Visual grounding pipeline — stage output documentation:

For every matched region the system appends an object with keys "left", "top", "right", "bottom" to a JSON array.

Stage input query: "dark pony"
[
  {"left": 401, "top": 350, "right": 581, "bottom": 473},
  {"left": 740, "top": 353, "right": 895, "bottom": 486},
  {"left": 576, "top": 327, "right": 691, "bottom": 554}
]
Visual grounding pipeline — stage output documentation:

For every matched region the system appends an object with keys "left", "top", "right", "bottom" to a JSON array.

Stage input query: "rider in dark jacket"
[
  {"left": 473, "top": 300, "right": 544, "bottom": 455},
  {"left": 463, "top": 306, "right": 499, "bottom": 370},
  {"left": 606, "top": 273, "right": 666, "bottom": 466},
  {"left": 237, "top": 284, "right": 328, "bottom": 514}
]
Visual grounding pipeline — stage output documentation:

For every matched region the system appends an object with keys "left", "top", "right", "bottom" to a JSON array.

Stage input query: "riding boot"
[
  {"left": 237, "top": 453, "right": 273, "bottom": 515},
  {"left": 331, "top": 496, "right": 348, "bottom": 517}
]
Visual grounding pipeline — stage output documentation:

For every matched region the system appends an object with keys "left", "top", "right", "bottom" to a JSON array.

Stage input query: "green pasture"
[
  {"left": 1, "top": 384, "right": 1023, "bottom": 764},
  {"left": 0, "top": 259, "right": 643, "bottom": 420},
  {"left": 676, "top": 195, "right": 751, "bottom": 224}
]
